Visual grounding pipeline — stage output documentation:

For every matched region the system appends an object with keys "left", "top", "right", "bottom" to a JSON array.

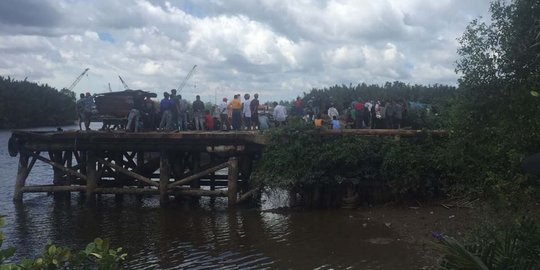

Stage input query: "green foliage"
[
  {"left": 0, "top": 216, "right": 126, "bottom": 270},
  {"left": 442, "top": 0, "right": 540, "bottom": 205},
  {"left": 0, "top": 76, "right": 77, "bottom": 128},
  {"left": 253, "top": 122, "right": 443, "bottom": 199},
  {"left": 0, "top": 218, "right": 16, "bottom": 266},
  {"left": 436, "top": 217, "right": 540, "bottom": 269}
]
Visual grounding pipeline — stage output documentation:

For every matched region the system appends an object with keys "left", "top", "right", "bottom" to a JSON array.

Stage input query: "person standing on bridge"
[
  {"left": 192, "top": 95, "right": 205, "bottom": 131},
  {"left": 250, "top": 93, "right": 260, "bottom": 130},
  {"left": 76, "top": 93, "right": 85, "bottom": 131},
  {"left": 159, "top": 92, "right": 174, "bottom": 131},
  {"left": 229, "top": 94, "right": 242, "bottom": 131},
  {"left": 327, "top": 104, "right": 339, "bottom": 123},
  {"left": 82, "top": 92, "right": 94, "bottom": 131},
  {"left": 242, "top": 93, "right": 252, "bottom": 130},
  {"left": 219, "top": 97, "right": 229, "bottom": 131},
  {"left": 273, "top": 101, "right": 287, "bottom": 127},
  {"left": 170, "top": 89, "right": 179, "bottom": 130},
  {"left": 176, "top": 94, "right": 189, "bottom": 131}
]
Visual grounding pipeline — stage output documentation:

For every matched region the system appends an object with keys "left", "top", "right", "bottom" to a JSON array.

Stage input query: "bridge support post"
[
  {"left": 160, "top": 151, "right": 170, "bottom": 205},
  {"left": 13, "top": 152, "right": 30, "bottom": 202},
  {"left": 227, "top": 157, "right": 238, "bottom": 206},
  {"left": 85, "top": 150, "right": 97, "bottom": 204}
]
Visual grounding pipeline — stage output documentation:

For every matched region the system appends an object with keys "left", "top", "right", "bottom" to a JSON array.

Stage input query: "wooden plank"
[
  {"left": 97, "top": 158, "right": 158, "bottom": 187},
  {"left": 93, "top": 187, "right": 227, "bottom": 197},
  {"left": 172, "top": 189, "right": 228, "bottom": 197},
  {"left": 29, "top": 152, "right": 88, "bottom": 181},
  {"left": 168, "top": 162, "right": 229, "bottom": 188},
  {"left": 237, "top": 187, "right": 260, "bottom": 204},
  {"left": 95, "top": 187, "right": 159, "bottom": 195},
  {"left": 228, "top": 157, "right": 239, "bottom": 206},
  {"left": 21, "top": 185, "right": 86, "bottom": 193}
]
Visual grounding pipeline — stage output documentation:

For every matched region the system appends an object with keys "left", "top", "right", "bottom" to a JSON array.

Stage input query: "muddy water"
[{"left": 0, "top": 126, "right": 422, "bottom": 269}]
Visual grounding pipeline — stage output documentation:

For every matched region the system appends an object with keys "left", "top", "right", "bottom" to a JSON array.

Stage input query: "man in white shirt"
[
  {"left": 327, "top": 104, "right": 339, "bottom": 121},
  {"left": 219, "top": 97, "right": 229, "bottom": 131},
  {"left": 242, "top": 94, "right": 252, "bottom": 130},
  {"left": 272, "top": 101, "right": 287, "bottom": 127}
]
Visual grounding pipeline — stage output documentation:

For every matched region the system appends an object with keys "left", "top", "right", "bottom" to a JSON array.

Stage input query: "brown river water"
[{"left": 0, "top": 125, "right": 423, "bottom": 269}]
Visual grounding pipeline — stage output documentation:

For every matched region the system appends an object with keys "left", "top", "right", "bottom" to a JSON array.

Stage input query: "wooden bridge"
[{"left": 8, "top": 129, "right": 447, "bottom": 207}]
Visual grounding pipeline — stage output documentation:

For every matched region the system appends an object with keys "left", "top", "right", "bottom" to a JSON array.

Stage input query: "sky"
[{"left": 0, "top": 0, "right": 492, "bottom": 102}]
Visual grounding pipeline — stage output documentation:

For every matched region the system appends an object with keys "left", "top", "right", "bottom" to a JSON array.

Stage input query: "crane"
[
  {"left": 177, "top": 65, "right": 197, "bottom": 92},
  {"left": 67, "top": 68, "right": 89, "bottom": 91},
  {"left": 118, "top": 76, "right": 129, "bottom": 90}
]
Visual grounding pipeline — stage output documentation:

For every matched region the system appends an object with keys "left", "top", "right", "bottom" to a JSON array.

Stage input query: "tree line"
[{"left": 0, "top": 76, "right": 77, "bottom": 129}]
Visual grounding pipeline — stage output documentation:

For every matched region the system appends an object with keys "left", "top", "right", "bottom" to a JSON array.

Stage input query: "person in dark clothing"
[
  {"left": 370, "top": 105, "right": 376, "bottom": 129},
  {"left": 353, "top": 99, "right": 364, "bottom": 128},
  {"left": 76, "top": 93, "right": 85, "bottom": 130},
  {"left": 363, "top": 106, "right": 370, "bottom": 129},
  {"left": 250, "top": 93, "right": 260, "bottom": 129},
  {"left": 385, "top": 100, "right": 394, "bottom": 129},
  {"left": 126, "top": 95, "right": 144, "bottom": 132},
  {"left": 159, "top": 92, "right": 174, "bottom": 131},
  {"left": 82, "top": 92, "right": 94, "bottom": 130},
  {"left": 142, "top": 96, "right": 156, "bottom": 131},
  {"left": 192, "top": 95, "right": 205, "bottom": 130},
  {"left": 170, "top": 89, "right": 179, "bottom": 130}
]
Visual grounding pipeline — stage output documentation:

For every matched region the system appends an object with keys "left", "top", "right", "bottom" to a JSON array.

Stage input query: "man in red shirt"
[{"left": 205, "top": 110, "right": 214, "bottom": 130}]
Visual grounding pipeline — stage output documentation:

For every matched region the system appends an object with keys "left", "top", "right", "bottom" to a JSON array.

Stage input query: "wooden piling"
[
  {"left": 159, "top": 151, "right": 170, "bottom": 204},
  {"left": 227, "top": 157, "right": 238, "bottom": 206},
  {"left": 191, "top": 152, "right": 201, "bottom": 189},
  {"left": 13, "top": 152, "right": 30, "bottom": 202},
  {"left": 85, "top": 150, "right": 97, "bottom": 202},
  {"left": 209, "top": 154, "right": 216, "bottom": 191}
]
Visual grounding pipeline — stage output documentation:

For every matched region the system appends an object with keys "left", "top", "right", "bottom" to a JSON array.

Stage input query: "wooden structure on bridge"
[{"left": 8, "top": 129, "right": 447, "bottom": 207}]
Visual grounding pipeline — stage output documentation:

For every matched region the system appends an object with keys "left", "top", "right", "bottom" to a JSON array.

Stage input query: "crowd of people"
[
  {"left": 76, "top": 90, "right": 407, "bottom": 132},
  {"left": 323, "top": 99, "right": 408, "bottom": 130},
  {"left": 117, "top": 90, "right": 275, "bottom": 132},
  {"left": 291, "top": 97, "right": 408, "bottom": 130}
]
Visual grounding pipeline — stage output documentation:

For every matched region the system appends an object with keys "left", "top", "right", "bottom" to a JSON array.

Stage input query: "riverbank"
[
  {"left": 357, "top": 204, "right": 479, "bottom": 268},
  {"left": 357, "top": 201, "right": 540, "bottom": 268}
]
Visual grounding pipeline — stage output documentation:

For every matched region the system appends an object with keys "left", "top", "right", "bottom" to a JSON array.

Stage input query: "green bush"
[
  {"left": 0, "top": 216, "right": 127, "bottom": 270},
  {"left": 252, "top": 122, "right": 444, "bottom": 201},
  {"left": 436, "top": 217, "right": 540, "bottom": 269}
]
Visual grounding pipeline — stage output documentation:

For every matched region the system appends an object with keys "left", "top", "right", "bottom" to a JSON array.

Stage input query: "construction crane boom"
[
  {"left": 118, "top": 76, "right": 129, "bottom": 90},
  {"left": 177, "top": 65, "right": 197, "bottom": 92},
  {"left": 67, "top": 68, "right": 89, "bottom": 91}
]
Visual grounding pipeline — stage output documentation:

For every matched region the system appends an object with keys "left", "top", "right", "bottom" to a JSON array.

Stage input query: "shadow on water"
[{"left": 1, "top": 125, "right": 422, "bottom": 269}]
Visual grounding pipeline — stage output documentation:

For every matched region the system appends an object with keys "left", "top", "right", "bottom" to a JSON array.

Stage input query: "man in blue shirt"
[{"left": 159, "top": 92, "right": 174, "bottom": 131}]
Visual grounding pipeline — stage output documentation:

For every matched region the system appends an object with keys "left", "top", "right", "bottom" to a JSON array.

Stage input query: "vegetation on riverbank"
[
  {"left": 0, "top": 77, "right": 77, "bottom": 129},
  {"left": 253, "top": 122, "right": 445, "bottom": 206},
  {"left": 436, "top": 217, "right": 540, "bottom": 269},
  {"left": 0, "top": 216, "right": 126, "bottom": 269}
]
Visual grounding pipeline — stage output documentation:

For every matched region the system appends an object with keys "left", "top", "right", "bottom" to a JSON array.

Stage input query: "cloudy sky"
[{"left": 0, "top": 0, "right": 491, "bottom": 102}]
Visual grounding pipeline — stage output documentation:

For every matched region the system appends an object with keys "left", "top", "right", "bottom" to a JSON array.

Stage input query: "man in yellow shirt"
[{"left": 228, "top": 94, "right": 242, "bottom": 131}]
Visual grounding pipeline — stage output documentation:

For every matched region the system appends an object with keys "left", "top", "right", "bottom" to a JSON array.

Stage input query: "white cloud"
[{"left": 0, "top": 0, "right": 491, "bottom": 101}]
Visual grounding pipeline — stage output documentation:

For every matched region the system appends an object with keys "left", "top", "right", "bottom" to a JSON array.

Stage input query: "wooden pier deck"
[{"left": 8, "top": 129, "right": 447, "bottom": 206}]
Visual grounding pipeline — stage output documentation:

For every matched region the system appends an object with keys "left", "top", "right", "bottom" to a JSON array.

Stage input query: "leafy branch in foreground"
[
  {"left": 434, "top": 217, "right": 540, "bottom": 270},
  {"left": 0, "top": 216, "right": 127, "bottom": 270}
]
